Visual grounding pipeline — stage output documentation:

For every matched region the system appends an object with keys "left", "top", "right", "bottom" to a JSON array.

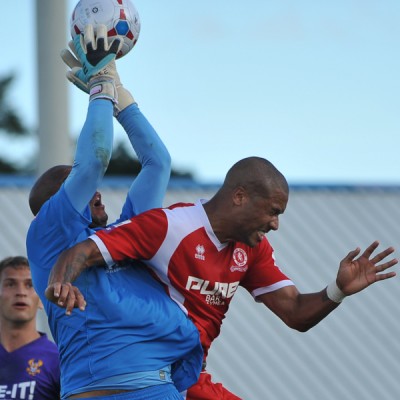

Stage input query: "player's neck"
[
  {"left": 203, "top": 200, "right": 233, "bottom": 244},
  {"left": 0, "top": 321, "right": 40, "bottom": 352}
]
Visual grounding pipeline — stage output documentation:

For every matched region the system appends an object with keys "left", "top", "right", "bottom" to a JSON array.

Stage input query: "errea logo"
[{"left": 195, "top": 244, "right": 205, "bottom": 260}]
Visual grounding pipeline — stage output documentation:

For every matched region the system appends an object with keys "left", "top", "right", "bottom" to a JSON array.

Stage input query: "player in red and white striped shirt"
[{"left": 46, "top": 156, "right": 398, "bottom": 399}]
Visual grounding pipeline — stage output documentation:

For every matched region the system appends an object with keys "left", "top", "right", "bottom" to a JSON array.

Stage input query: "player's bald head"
[
  {"left": 223, "top": 156, "right": 288, "bottom": 198},
  {"left": 29, "top": 165, "right": 72, "bottom": 216}
]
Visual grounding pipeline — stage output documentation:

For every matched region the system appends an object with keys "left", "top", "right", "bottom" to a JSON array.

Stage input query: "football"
[{"left": 70, "top": 0, "right": 141, "bottom": 59}]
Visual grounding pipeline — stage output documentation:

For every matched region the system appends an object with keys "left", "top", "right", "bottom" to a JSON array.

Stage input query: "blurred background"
[{"left": 0, "top": 0, "right": 399, "bottom": 183}]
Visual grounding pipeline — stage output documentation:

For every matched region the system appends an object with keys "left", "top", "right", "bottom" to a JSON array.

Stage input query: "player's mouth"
[
  {"left": 92, "top": 194, "right": 104, "bottom": 209},
  {"left": 13, "top": 301, "right": 28, "bottom": 309}
]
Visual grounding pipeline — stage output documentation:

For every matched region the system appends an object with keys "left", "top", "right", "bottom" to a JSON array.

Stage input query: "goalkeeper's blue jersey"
[
  {"left": 27, "top": 186, "right": 202, "bottom": 398},
  {"left": 26, "top": 102, "right": 202, "bottom": 398}
]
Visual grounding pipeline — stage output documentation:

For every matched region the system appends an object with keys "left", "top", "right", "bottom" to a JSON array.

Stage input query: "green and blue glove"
[
  {"left": 61, "top": 24, "right": 122, "bottom": 103},
  {"left": 61, "top": 34, "right": 135, "bottom": 112},
  {"left": 74, "top": 24, "right": 121, "bottom": 82}
]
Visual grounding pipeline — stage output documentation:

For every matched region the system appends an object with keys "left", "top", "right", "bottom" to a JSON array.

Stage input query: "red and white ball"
[{"left": 70, "top": 0, "right": 141, "bottom": 59}]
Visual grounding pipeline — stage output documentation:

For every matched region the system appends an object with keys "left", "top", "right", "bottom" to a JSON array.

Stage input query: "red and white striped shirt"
[{"left": 92, "top": 200, "right": 293, "bottom": 356}]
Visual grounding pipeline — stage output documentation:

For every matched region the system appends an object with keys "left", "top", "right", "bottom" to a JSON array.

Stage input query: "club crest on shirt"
[
  {"left": 230, "top": 248, "right": 248, "bottom": 272},
  {"left": 195, "top": 244, "right": 205, "bottom": 261},
  {"left": 26, "top": 359, "right": 43, "bottom": 376}
]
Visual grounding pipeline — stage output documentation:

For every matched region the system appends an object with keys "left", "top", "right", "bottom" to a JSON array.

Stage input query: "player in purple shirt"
[{"left": 0, "top": 256, "right": 60, "bottom": 400}]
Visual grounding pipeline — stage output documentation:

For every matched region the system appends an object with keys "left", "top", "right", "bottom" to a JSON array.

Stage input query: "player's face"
[
  {"left": 236, "top": 188, "right": 288, "bottom": 247},
  {"left": 0, "top": 266, "right": 40, "bottom": 325},
  {"left": 89, "top": 191, "right": 108, "bottom": 228}
]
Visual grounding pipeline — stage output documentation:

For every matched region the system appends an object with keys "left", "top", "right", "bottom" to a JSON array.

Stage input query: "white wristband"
[{"left": 326, "top": 281, "right": 346, "bottom": 303}]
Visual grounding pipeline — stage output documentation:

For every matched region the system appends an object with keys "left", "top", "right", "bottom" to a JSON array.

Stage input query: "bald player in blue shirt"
[{"left": 26, "top": 26, "right": 202, "bottom": 400}]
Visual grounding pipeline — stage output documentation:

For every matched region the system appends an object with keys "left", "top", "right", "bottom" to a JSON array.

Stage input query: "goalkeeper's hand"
[
  {"left": 60, "top": 41, "right": 89, "bottom": 93},
  {"left": 61, "top": 39, "right": 135, "bottom": 113},
  {"left": 61, "top": 25, "right": 122, "bottom": 103},
  {"left": 70, "top": 24, "right": 122, "bottom": 84},
  {"left": 61, "top": 41, "right": 117, "bottom": 89}
]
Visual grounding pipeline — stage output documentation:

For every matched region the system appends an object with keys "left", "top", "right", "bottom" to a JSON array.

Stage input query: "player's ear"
[
  {"left": 38, "top": 298, "right": 44, "bottom": 310},
  {"left": 232, "top": 186, "right": 247, "bottom": 206}
]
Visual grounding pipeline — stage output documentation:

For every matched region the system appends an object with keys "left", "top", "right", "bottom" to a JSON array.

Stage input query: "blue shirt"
[{"left": 26, "top": 101, "right": 202, "bottom": 398}]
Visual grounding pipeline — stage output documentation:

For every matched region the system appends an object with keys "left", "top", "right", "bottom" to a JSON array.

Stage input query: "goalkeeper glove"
[
  {"left": 73, "top": 24, "right": 121, "bottom": 82},
  {"left": 61, "top": 40, "right": 135, "bottom": 112},
  {"left": 113, "top": 76, "right": 135, "bottom": 116},
  {"left": 61, "top": 25, "right": 122, "bottom": 103},
  {"left": 60, "top": 43, "right": 88, "bottom": 93}
]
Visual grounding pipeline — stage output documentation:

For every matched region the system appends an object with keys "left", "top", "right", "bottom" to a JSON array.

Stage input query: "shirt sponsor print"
[
  {"left": 0, "top": 359, "right": 43, "bottom": 399},
  {"left": 0, "top": 381, "right": 36, "bottom": 400},
  {"left": 186, "top": 276, "right": 240, "bottom": 306}
]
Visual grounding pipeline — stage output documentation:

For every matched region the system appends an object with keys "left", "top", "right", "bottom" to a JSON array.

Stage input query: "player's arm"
[
  {"left": 45, "top": 238, "right": 104, "bottom": 314},
  {"left": 64, "top": 100, "right": 114, "bottom": 212},
  {"left": 61, "top": 25, "right": 121, "bottom": 211},
  {"left": 117, "top": 105, "right": 171, "bottom": 218},
  {"left": 62, "top": 34, "right": 171, "bottom": 216},
  {"left": 114, "top": 76, "right": 171, "bottom": 219},
  {"left": 259, "top": 285, "right": 338, "bottom": 332},
  {"left": 258, "top": 241, "right": 397, "bottom": 332},
  {"left": 46, "top": 210, "right": 167, "bottom": 313}
]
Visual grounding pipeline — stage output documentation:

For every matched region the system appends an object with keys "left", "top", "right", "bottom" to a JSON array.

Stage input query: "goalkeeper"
[{"left": 26, "top": 25, "right": 202, "bottom": 400}]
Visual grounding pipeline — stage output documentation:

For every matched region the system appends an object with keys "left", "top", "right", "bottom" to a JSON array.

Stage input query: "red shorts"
[{"left": 186, "top": 371, "right": 242, "bottom": 400}]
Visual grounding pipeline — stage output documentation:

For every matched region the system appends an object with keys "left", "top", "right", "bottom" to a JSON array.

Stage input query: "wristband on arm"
[{"left": 326, "top": 281, "right": 346, "bottom": 303}]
